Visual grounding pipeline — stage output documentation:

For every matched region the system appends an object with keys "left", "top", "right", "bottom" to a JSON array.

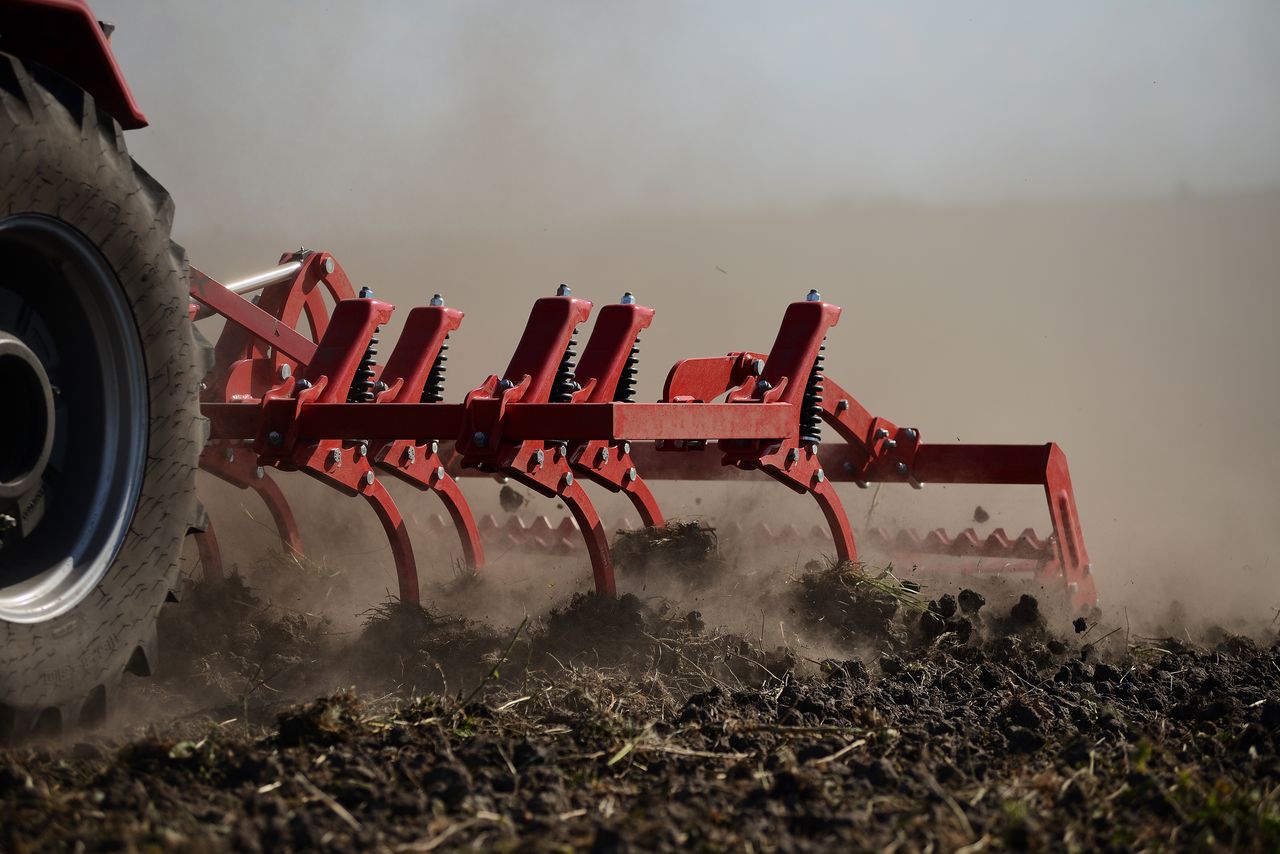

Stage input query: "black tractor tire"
[{"left": 0, "top": 55, "right": 203, "bottom": 739}]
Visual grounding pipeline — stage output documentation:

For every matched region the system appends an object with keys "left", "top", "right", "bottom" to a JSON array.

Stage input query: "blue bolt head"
[
  {"left": 620, "top": 292, "right": 635, "bottom": 305},
  {"left": 806, "top": 289, "right": 821, "bottom": 302},
  {"left": 556, "top": 284, "right": 572, "bottom": 296}
]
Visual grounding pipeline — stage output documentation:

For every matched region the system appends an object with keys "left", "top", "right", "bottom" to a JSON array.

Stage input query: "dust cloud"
[{"left": 97, "top": 1, "right": 1280, "bottom": 628}]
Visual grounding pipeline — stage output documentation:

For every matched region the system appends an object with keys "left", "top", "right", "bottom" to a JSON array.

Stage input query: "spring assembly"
[
  {"left": 551, "top": 332, "right": 581, "bottom": 402},
  {"left": 799, "top": 341, "right": 825, "bottom": 445},
  {"left": 613, "top": 337, "right": 641, "bottom": 402},
  {"left": 421, "top": 334, "right": 449, "bottom": 403},
  {"left": 348, "top": 286, "right": 379, "bottom": 403}
]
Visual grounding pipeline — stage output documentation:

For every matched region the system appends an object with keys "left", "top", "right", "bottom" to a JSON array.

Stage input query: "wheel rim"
[{"left": 0, "top": 214, "right": 149, "bottom": 623}]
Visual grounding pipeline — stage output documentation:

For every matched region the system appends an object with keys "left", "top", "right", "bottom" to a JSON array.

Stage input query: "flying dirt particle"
[
  {"left": 958, "top": 589, "right": 986, "bottom": 614},
  {"left": 1009, "top": 594, "right": 1041, "bottom": 627},
  {"left": 973, "top": 505, "right": 990, "bottom": 524},
  {"left": 499, "top": 484, "right": 526, "bottom": 513},
  {"left": 919, "top": 609, "right": 946, "bottom": 641},
  {"left": 932, "top": 593, "right": 958, "bottom": 619}
]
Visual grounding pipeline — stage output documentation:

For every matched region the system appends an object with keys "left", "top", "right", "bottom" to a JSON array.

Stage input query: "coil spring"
[
  {"left": 613, "top": 337, "right": 641, "bottom": 402},
  {"left": 551, "top": 332, "right": 581, "bottom": 402},
  {"left": 421, "top": 334, "right": 449, "bottom": 403},
  {"left": 348, "top": 286, "right": 379, "bottom": 403},
  {"left": 799, "top": 341, "right": 825, "bottom": 445}
]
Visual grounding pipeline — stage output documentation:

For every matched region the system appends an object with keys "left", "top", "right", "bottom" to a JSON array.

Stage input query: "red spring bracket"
[
  {"left": 568, "top": 299, "right": 665, "bottom": 528},
  {"left": 455, "top": 292, "right": 618, "bottom": 596},
  {"left": 372, "top": 301, "right": 485, "bottom": 571}
]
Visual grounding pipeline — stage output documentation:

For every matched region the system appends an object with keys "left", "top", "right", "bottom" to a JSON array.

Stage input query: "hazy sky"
[{"left": 95, "top": 0, "right": 1280, "bottom": 232}]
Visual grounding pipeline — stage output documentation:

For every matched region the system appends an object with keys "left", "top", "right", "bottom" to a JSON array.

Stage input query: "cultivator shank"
[{"left": 189, "top": 252, "right": 1096, "bottom": 610}]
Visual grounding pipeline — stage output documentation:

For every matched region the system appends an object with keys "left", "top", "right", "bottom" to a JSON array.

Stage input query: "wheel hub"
[{"left": 0, "top": 331, "right": 55, "bottom": 503}]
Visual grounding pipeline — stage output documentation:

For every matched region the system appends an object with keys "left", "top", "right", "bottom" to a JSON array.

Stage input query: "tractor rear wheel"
[{"left": 0, "top": 55, "right": 202, "bottom": 738}]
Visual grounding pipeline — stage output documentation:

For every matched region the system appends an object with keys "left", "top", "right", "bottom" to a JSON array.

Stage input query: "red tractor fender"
[{"left": 0, "top": 0, "right": 147, "bottom": 129}]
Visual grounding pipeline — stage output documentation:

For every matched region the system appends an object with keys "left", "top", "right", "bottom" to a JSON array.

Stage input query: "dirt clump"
[
  {"left": 792, "top": 560, "right": 925, "bottom": 646},
  {"left": 611, "top": 521, "right": 726, "bottom": 591},
  {"left": 153, "top": 572, "right": 333, "bottom": 706}
]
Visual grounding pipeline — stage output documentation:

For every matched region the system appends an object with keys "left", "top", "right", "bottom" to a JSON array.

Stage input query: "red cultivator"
[{"left": 189, "top": 249, "right": 1097, "bottom": 610}]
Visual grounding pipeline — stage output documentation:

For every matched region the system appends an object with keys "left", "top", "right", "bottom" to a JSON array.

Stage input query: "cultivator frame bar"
[{"left": 189, "top": 250, "right": 1096, "bottom": 610}]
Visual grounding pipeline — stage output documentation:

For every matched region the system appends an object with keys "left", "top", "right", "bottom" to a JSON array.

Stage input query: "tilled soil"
[{"left": 1, "top": 555, "right": 1278, "bottom": 852}]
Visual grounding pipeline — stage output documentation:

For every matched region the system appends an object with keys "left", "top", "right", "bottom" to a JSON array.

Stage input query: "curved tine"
[
  {"left": 249, "top": 471, "right": 304, "bottom": 557},
  {"left": 193, "top": 521, "right": 225, "bottom": 583},
  {"left": 809, "top": 478, "right": 857, "bottom": 563},
  {"left": 621, "top": 474, "right": 665, "bottom": 529},
  {"left": 558, "top": 480, "right": 617, "bottom": 597},
  {"left": 360, "top": 480, "right": 421, "bottom": 605},
  {"left": 428, "top": 471, "right": 486, "bottom": 570}
]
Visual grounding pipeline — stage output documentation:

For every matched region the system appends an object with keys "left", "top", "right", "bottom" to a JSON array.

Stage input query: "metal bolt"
[
  {"left": 557, "top": 442, "right": 568, "bottom": 459},
  {"left": 750, "top": 358, "right": 766, "bottom": 377},
  {"left": 364, "top": 471, "right": 375, "bottom": 487},
  {"left": 498, "top": 378, "right": 515, "bottom": 390},
  {"left": 556, "top": 283, "right": 572, "bottom": 296},
  {"left": 815, "top": 469, "right": 825, "bottom": 483},
  {"left": 359, "top": 285, "right": 374, "bottom": 298},
  {"left": 279, "top": 363, "right": 292, "bottom": 380},
  {"left": 294, "top": 379, "right": 312, "bottom": 393},
  {"left": 328, "top": 448, "right": 342, "bottom": 466},
  {"left": 598, "top": 447, "right": 609, "bottom": 464},
  {"left": 253, "top": 466, "right": 264, "bottom": 480},
  {"left": 620, "top": 292, "right": 635, "bottom": 305},
  {"left": 405, "top": 446, "right": 417, "bottom": 464},
  {"left": 429, "top": 440, "right": 440, "bottom": 454},
  {"left": 473, "top": 431, "right": 488, "bottom": 448},
  {"left": 787, "top": 448, "right": 799, "bottom": 464},
  {"left": 562, "top": 472, "right": 574, "bottom": 488},
  {"left": 622, "top": 441, "right": 631, "bottom": 456},
  {"left": 626, "top": 467, "right": 638, "bottom": 482},
  {"left": 836, "top": 399, "right": 849, "bottom": 413},
  {"left": 895, "top": 462, "right": 909, "bottom": 475},
  {"left": 430, "top": 293, "right": 444, "bottom": 306},
  {"left": 905, "top": 427, "right": 919, "bottom": 440},
  {"left": 533, "top": 449, "right": 545, "bottom": 466},
  {"left": 884, "top": 439, "right": 897, "bottom": 449},
  {"left": 756, "top": 379, "right": 772, "bottom": 393},
  {"left": 375, "top": 381, "right": 389, "bottom": 393},
  {"left": 655, "top": 440, "right": 666, "bottom": 449},
  {"left": 324, "top": 257, "right": 335, "bottom": 275},
  {"left": 267, "top": 431, "right": 284, "bottom": 448},
  {"left": 806, "top": 289, "right": 821, "bottom": 302},
  {"left": 909, "top": 476, "right": 925, "bottom": 490},
  {"left": 435, "top": 465, "right": 446, "bottom": 481},
  {"left": 855, "top": 479, "right": 869, "bottom": 489},
  {"left": 874, "top": 428, "right": 889, "bottom": 440},
  {"left": 223, "top": 447, "right": 235, "bottom": 462},
  {"left": 357, "top": 442, "right": 368, "bottom": 459}
]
